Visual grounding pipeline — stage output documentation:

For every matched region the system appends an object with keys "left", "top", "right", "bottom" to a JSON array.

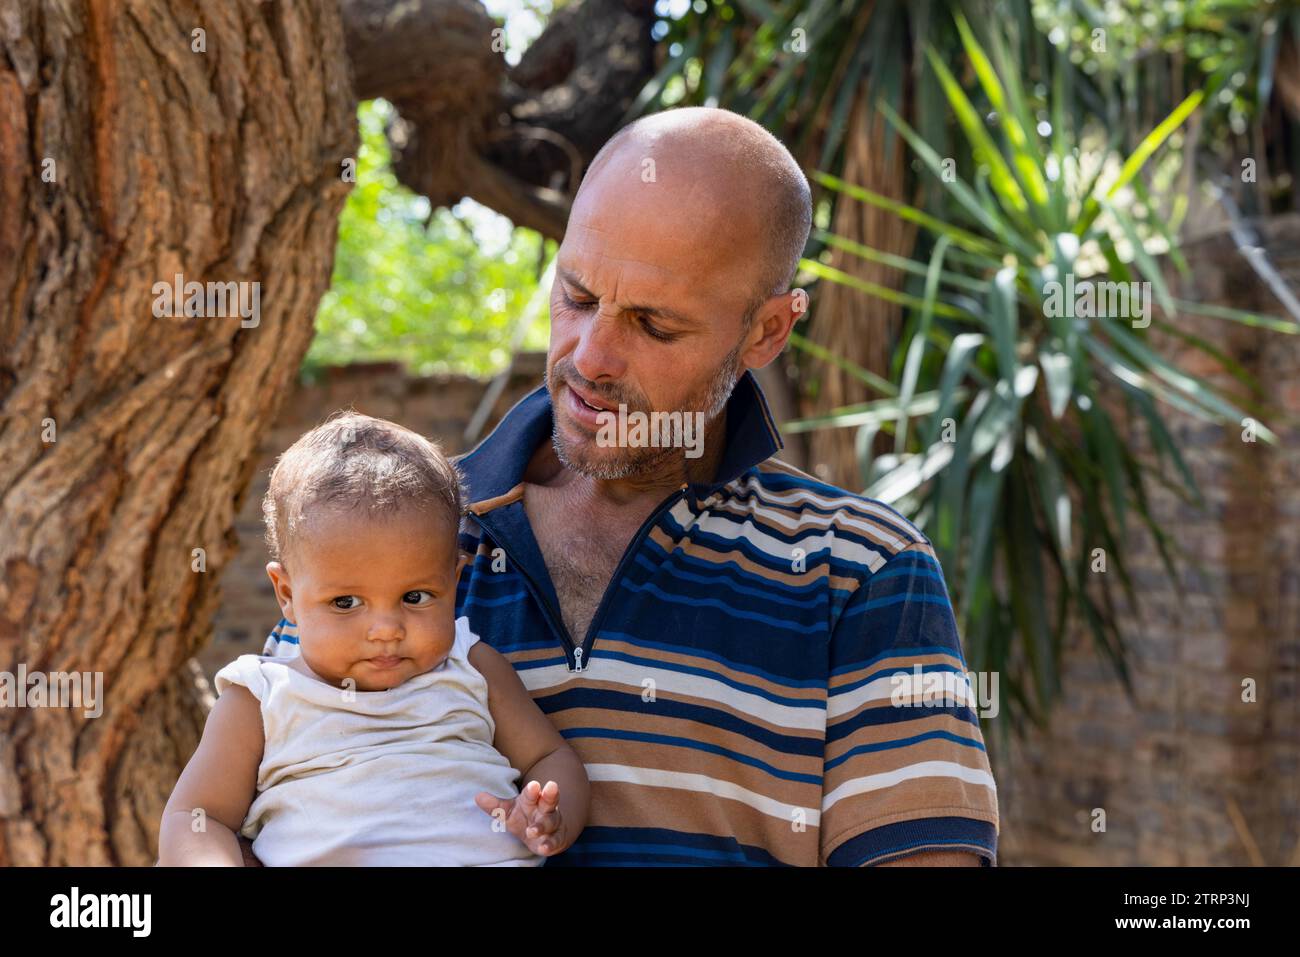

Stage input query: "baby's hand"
[{"left": 475, "top": 780, "right": 567, "bottom": 856}]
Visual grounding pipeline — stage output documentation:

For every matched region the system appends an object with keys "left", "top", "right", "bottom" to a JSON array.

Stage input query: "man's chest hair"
[
  {"left": 529, "top": 509, "right": 638, "bottom": 639},
  {"left": 535, "top": 520, "right": 624, "bottom": 595}
]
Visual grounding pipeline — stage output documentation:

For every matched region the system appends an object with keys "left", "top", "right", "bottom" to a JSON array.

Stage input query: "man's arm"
[
  {"left": 880, "top": 850, "right": 982, "bottom": 866},
  {"left": 820, "top": 539, "right": 999, "bottom": 867}
]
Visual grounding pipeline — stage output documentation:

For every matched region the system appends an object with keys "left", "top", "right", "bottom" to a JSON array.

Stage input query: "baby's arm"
[
  {"left": 158, "top": 684, "right": 264, "bottom": 865},
  {"left": 470, "top": 642, "right": 589, "bottom": 856}
]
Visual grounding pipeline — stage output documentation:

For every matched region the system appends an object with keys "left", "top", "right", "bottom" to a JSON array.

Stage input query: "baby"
[{"left": 159, "top": 412, "right": 589, "bottom": 865}]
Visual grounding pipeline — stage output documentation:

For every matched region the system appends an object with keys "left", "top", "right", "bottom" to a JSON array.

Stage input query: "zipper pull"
[{"left": 572, "top": 647, "right": 584, "bottom": 672}]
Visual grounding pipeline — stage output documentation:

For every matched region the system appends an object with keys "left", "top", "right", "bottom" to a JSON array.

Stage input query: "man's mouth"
[{"left": 567, "top": 382, "right": 617, "bottom": 413}]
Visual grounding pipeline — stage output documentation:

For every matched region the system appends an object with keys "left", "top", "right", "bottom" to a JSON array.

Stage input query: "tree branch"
[{"left": 339, "top": 0, "right": 657, "bottom": 239}]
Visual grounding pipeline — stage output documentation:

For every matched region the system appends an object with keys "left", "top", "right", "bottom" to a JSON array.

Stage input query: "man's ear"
[
  {"left": 741, "top": 288, "right": 806, "bottom": 370},
  {"left": 265, "top": 561, "right": 296, "bottom": 624}
]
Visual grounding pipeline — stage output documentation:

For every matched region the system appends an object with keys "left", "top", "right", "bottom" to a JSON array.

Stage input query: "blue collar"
[{"left": 456, "top": 368, "right": 785, "bottom": 504}]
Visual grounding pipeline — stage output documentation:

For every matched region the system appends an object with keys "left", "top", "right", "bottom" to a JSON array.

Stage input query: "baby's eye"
[
  {"left": 331, "top": 596, "right": 361, "bottom": 610},
  {"left": 403, "top": 590, "right": 433, "bottom": 606}
]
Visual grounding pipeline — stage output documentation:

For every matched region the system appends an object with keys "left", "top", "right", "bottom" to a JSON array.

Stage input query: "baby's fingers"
[
  {"left": 535, "top": 780, "right": 560, "bottom": 812},
  {"left": 474, "top": 791, "right": 516, "bottom": 822},
  {"left": 524, "top": 782, "right": 563, "bottom": 849},
  {"left": 513, "top": 779, "right": 544, "bottom": 816}
]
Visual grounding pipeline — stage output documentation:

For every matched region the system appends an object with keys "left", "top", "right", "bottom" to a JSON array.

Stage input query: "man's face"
[{"left": 545, "top": 154, "right": 764, "bottom": 479}]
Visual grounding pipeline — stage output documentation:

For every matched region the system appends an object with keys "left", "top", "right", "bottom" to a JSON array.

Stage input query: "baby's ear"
[{"left": 265, "top": 561, "right": 296, "bottom": 623}]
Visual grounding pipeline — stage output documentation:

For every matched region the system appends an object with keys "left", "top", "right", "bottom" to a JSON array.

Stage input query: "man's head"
[{"left": 546, "top": 106, "right": 811, "bottom": 480}]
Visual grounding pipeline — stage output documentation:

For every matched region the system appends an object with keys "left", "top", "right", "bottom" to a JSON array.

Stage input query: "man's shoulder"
[{"left": 734, "top": 456, "right": 932, "bottom": 561}]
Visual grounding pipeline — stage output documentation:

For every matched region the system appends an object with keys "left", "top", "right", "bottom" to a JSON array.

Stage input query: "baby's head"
[{"left": 262, "top": 412, "right": 468, "bottom": 692}]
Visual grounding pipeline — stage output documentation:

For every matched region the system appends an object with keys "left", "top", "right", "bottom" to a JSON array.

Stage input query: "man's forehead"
[
  {"left": 560, "top": 210, "right": 702, "bottom": 296},
  {"left": 566, "top": 197, "right": 708, "bottom": 254},
  {"left": 562, "top": 194, "right": 747, "bottom": 279},
  {"left": 562, "top": 221, "right": 677, "bottom": 277}
]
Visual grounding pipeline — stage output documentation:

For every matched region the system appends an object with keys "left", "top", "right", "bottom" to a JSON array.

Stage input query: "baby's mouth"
[{"left": 367, "top": 656, "right": 405, "bottom": 670}]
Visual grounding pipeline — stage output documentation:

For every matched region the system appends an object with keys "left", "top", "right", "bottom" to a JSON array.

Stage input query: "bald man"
[{"left": 260, "top": 107, "right": 1000, "bottom": 866}]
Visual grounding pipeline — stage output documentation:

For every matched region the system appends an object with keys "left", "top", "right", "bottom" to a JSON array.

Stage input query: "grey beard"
[{"left": 552, "top": 338, "right": 742, "bottom": 481}]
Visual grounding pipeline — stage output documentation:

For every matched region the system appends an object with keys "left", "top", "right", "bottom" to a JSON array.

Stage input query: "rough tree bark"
[
  {"left": 0, "top": 0, "right": 356, "bottom": 865},
  {"left": 0, "top": 0, "right": 656, "bottom": 866}
]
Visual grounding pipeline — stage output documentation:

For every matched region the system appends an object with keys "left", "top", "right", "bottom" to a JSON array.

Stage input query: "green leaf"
[
  {"left": 1076, "top": 90, "right": 1205, "bottom": 236},
  {"left": 811, "top": 171, "right": 1003, "bottom": 260},
  {"left": 787, "top": 330, "right": 898, "bottom": 396},
  {"left": 812, "top": 228, "right": 991, "bottom": 294},
  {"left": 876, "top": 99, "right": 1041, "bottom": 260},
  {"left": 954, "top": 13, "right": 1051, "bottom": 211},
  {"left": 800, "top": 258, "right": 976, "bottom": 319},
  {"left": 1037, "top": 348, "right": 1073, "bottom": 420},
  {"left": 784, "top": 390, "right": 953, "bottom": 433},
  {"left": 924, "top": 46, "right": 1031, "bottom": 220},
  {"left": 896, "top": 235, "right": 952, "bottom": 452},
  {"left": 923, "top": 332, "right": 986, "bottom": 450}
]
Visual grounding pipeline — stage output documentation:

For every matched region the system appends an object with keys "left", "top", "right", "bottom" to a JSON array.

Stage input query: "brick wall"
[{"left": 994, "top": 215, "right": 1300, "bottom": 865}]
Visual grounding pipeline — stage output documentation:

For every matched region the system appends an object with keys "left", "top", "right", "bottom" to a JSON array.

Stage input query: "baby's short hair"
[{"left": 262, "top": 411, "right": 464, "bottom": 568}]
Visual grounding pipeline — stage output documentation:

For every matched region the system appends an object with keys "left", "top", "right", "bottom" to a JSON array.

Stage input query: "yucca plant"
[
  {"left": 629, "top": 1, "right": 1103, "bottom": 491},
  {"left": 784, "top": 13, "right": 1299, "bottom": 741}
]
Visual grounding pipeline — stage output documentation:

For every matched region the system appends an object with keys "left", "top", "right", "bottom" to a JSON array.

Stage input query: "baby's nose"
[{"left": 366, "top": 620, "right": 404, "bottom": 641}]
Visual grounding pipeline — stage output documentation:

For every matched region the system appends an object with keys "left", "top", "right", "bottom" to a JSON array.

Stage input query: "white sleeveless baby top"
[{"left": 212, "top": 615, "right": 542, "bottom": 866}]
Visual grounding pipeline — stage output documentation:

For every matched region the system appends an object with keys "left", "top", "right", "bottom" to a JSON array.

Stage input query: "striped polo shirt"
[{"left": 262, "top": 370, "right": 999, "bottom": 865}]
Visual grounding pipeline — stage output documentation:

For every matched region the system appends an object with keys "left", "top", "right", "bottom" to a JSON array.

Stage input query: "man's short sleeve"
[
  {"left": 260, "top": 618, "right": 300, "bottom": 658},
  {"left": 820, "top": 541, "right": 999, "bottom": 866}
]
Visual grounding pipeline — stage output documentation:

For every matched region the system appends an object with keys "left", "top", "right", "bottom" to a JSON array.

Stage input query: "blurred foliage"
[
  {"left": 640, "top": 0, "right": 1300, "bottom": 218},
  {"left": 637, "top": 1, "right": 1080, "bottom": 199},
  {"left": 635, "top": 1, "right": 1300, "bottom": 733},
  {"left": 785, "top": 14, "right": 1298, "bottom": 736},
  {"left": 1032, "top": 0, "right": 1296, "bottom": 137},
  {"left": 306, "top": 99, "right": 553, "bottom": 381},
  {"left": 1029, "top": 0, "right": 1300, "bottom": 214}
]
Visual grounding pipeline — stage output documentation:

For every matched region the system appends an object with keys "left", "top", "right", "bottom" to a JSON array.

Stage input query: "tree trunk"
[
  {"left": 801, "top": 90, "right": 916, "bottom": 491},
  {"left": 0, "top": 0, "right": 356, "bottom": 865}
]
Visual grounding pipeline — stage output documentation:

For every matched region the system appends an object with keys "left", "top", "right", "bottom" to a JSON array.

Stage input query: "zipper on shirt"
[
  {"left": 476, "top": 483, "right": 693, "bottom": 673},
  {"left": 572, "top": 482, "right": 691, "bottom": 672}
]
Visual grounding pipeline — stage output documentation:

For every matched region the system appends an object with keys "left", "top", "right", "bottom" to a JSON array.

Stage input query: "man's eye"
[
  {"left": 331, "top": 596, "right": 360, "bottom": 610},
  {"left": 403, "top": 590, "right": 433, "bottom": 606},
  {"left": 562, "top": 289, "right": 596, "bottom": 310},
  {"left": 639, "top": 316, "right": 675, "bottom": 342}
]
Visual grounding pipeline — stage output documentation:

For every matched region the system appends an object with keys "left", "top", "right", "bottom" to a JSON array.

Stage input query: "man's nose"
[{"left": 572, "top": 307, "right": 629, "bottom": 384}]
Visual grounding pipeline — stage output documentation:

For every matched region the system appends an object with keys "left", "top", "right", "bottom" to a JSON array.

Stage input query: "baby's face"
[{"left": 267, "top": 505, "right": 467, "bottom": 692}]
